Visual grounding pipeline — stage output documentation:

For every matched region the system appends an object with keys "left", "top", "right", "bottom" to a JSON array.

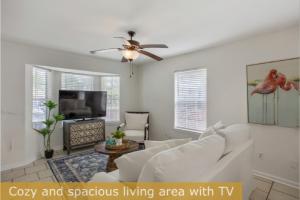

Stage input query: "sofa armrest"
[
  {"left": 89, "top": 172, "right": 119, "bottom": 182},
  {"left": 144, "top": 123, "right": 149, "bottom": 140},
  {"left": 117, "top": 123, "right": 126, "bottom": 130}
]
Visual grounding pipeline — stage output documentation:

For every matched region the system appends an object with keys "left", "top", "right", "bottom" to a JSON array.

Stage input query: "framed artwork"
[{"left": 247, "top": 57, "right": 299, "bottom": 128}]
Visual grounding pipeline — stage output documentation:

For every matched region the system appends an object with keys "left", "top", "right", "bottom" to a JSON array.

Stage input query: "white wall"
[
  {"left": 138, "top": 26, "right": 299, "bottom": 187},
  {"left": 1, "top": 40, "right": 140, "bottom": 170}
]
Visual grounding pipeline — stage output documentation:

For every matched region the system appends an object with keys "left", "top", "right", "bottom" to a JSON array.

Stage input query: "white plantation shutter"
[
  {"left": 61, "top": 73, "right": 94, "bottom": 91},
  {"left": 174, "top": 68, "right": 207, "bottom": 132},
  {"left": 32, "top": 67, "right": 48, "bottom": 123},
  {"left": 101, "top": 76, "right": 120, "bottom": 122}
]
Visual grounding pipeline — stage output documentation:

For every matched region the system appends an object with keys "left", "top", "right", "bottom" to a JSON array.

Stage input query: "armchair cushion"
[
  {"left": 124, "top": 130, "right": 145, "bottom": 142},
  {"left": 125, "top": 113, "right": 149, "bottom": 130}
]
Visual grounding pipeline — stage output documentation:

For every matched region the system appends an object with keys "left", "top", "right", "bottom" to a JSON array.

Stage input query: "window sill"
[{"left": 173, "top": 127, "right": 204, "bottom": 135}]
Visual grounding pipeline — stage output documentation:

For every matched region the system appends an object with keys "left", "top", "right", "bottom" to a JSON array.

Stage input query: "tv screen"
[{"left": 59, "top": 90, "right": 107, "bottom": 120}]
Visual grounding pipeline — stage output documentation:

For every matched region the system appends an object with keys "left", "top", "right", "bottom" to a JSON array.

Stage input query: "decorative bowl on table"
[{"left": 105, "top": 139, "right": 130, "bottom": 150}]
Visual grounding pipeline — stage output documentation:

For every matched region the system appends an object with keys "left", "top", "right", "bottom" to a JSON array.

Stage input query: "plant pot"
[
  {"left": 115, "top": 138, "right": 122, "bottom": 146},
  {"left": 44, "top": 149, "right": 54, "bottom": 159}
]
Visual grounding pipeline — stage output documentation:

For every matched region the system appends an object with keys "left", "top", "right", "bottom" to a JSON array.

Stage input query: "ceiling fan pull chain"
[
  {"left": 130, "top": 61, "right": 134, "bottom": 78},
  {"left": 132, "top": 64, "right": 134, "bottom": 76}
]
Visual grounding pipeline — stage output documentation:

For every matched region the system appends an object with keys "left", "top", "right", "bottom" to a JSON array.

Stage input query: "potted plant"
[
  {"left": 34, "top": 100, "right": 64, "bottom": 159},
  {"left": 111, "top": 129, "right": 125, "bottom": 146}
]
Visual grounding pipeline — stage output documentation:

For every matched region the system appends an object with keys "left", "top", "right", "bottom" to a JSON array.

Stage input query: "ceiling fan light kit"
[{"left": 121, "top": 49, "right": 139, "bottom": 60}]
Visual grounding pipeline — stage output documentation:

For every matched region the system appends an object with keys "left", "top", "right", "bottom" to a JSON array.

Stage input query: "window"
[
  {"left": 174, "top": 68, "right": 207, "bottom": 132},
  {"left": 61, "top": 73, "right": 94, "bottom": 91},
  {"left": 101, "top": 76, "right": 120, "bottom": 122},
  {"left": 32, "top": 67, "right": 48, "bottom": 123}
]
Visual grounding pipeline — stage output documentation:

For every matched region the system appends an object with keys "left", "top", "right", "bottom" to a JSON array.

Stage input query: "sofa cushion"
[
  {"left": 114, "top": 144, "right": 170, "bottom": 182},
  {"left": 138, "top": 135, "right": 225, "bottom": 182},
  {"left": 89, "top": 172, "right": 119, "bottom": 182},
  {"left": 217, "top": 124, "right": 250, "bottom": 154},
  {"left": 125, "top": 113, "right": 148, "bottom": 130},
  {"left": 144, "top": 138, "right": 192, "bottom": 149}
]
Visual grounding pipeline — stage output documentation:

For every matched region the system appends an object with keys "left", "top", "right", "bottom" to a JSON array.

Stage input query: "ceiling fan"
[{"left": 90, "top": 31, "right": 168, "bottom": 62}]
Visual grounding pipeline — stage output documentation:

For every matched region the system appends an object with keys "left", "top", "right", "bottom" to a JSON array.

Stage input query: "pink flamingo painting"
[
  {"left": 251, "top": 69, "right": 278, "bottom": 95},
  {"left": 250, "top": 68, "right": 299, "bottom": 124},
  {"left": 276, "top": 73, "right": 299, "bottom": 92},
  {"left": 248, "top": 58, "right": 299, "bottom": 128},
  {"left": 251, "top": 69, "right": 299, "bottom": 95}
]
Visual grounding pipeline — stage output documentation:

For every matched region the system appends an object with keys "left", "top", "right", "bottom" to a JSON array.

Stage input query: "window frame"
[
  {"left": 173, "top": 68, "right": 207, "bottom": 133},
  {"left": 100, "top": 75, "right": 121, "bottom": 123}
]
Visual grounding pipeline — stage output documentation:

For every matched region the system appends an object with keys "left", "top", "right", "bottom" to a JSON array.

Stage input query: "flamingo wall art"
[{"left": 247, "top": 57, "right": 299, "bottom": 128}]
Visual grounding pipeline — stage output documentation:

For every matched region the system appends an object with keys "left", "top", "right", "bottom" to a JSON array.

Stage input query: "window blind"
[
  {"left": 32, "top": 67, "right": 48, "bottom": 123},
  {"left": 61, "top": 73, "right": 94, "bottom": 91},
  {"left": 101, "top": 76, "right": 120, "bottom": 122},
  {"left": 174, "top": 68, "right": 207, "bottom": 132}
]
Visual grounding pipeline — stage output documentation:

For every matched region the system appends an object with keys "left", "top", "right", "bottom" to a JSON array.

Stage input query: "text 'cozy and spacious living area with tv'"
[{"left": 1, "top": 1, "right": 300, "bottom": 200}]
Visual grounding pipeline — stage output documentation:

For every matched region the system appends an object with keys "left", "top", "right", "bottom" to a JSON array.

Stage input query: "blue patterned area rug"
[{"left": 47, "top": 150, "right": 108, "bottom": 182}]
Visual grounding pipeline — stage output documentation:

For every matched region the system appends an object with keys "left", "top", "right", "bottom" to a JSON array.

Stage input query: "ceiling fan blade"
[
  {"left": 113, "top": 36, "right": 131, "bottom": 46},
  {"left": 122, "top": 44, "right": 131, "bottom": 49},
  {"left": 137, "top": 50, "right": 163, "bottom": 61},
  {"left": 139, "top": 44, "right": 168, "bottom": 49},
  {"left": 90, "top": 48, "right": 121, "bottom": 54},
  {"left": 121, "top": 57, "right": 128, "bottom": 62}
]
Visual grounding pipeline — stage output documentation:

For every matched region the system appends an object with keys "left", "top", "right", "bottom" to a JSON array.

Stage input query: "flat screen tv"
[{"left": 59, "top": 90, "right": 107, "bottom": 120}]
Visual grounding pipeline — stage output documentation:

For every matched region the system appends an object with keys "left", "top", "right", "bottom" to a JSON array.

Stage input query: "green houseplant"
[
  {"left": 34, "top": 100, "right": 64, "bottom": 159},
  {"left": 111, "top": 129, "right": 125, "bottom": 146}
]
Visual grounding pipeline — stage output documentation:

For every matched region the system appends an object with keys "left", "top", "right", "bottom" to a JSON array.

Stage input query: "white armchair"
[{"left": 118, "top": 112, "right": 149, "bottom": 143}]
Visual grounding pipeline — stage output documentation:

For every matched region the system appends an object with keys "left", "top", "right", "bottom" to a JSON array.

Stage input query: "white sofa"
[{"left": 91, "top": 123, "right": 254, "bottom": 200}]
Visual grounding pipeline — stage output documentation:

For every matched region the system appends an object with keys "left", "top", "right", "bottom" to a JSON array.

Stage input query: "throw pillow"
[
  {"left": 213, "top": 121, "right": 226, "bottom": 130},
  {"left": 198, "top": 127, "right": 216, "bottom": 140},
  {"left": 198, "top": 121, "right": 226, "bottom": 140}
]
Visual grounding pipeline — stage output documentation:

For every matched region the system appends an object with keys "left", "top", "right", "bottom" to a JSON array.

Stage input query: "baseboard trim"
[
  {"left": 1, "top": 146, "right": 64, "bottom": 172},
  {"left": 254, "top": 170, "right": 299, "bottom": 189},
  {"left": 1, "top": 155, "right": 38, "bottom": 172}
]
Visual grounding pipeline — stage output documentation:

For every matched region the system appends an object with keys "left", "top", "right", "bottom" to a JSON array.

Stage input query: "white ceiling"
[{"left": 2, "top": 0, "right": 299, "bottom": 63}]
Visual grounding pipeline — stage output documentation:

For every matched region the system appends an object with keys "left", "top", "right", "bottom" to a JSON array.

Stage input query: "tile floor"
[
  {"left": 1, "top": 150, "right": 299, "bottom": 200},
  {"left": 1, "top": 159, "right": 55, "bottom": 182},
  {"left": 250, "top": 175, "right": 299, "bottom": 200}
]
